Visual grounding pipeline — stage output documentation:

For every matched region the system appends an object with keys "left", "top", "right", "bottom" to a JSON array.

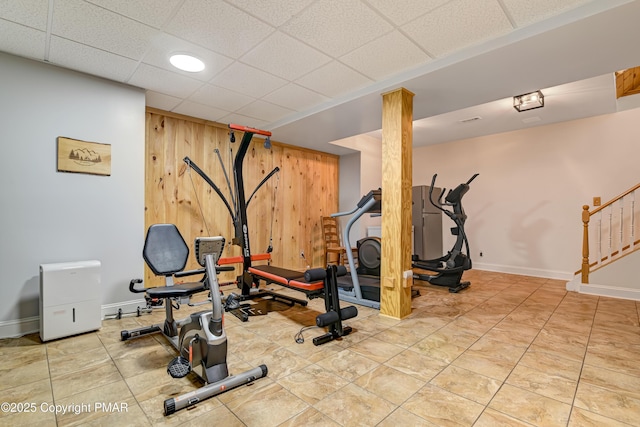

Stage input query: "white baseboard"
[
  {"left": 472, "top": 262, "right": 573, "bottom": 281},
  {"left": 0, "top": 316, "right": 40, "bottom": 339},
  {"left": 0, "top": 299, "right": 148, "bottom": 339},
  {"left": 566, "top": 279, "right": 640, "bottom": 301}
]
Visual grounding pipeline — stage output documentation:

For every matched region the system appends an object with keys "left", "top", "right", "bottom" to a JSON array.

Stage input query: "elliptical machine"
[
  {"left": 120, "top": 226, "right": 267, "bottom": 415},
  {"left": 413, "top": 173, "right": 478, "bottom": 293}
]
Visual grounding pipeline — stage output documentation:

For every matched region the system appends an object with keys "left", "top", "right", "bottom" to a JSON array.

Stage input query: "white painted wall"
[
  {"left": 590, "top": 250, "right": 640, "bottom": 290},
  {"left": 411, "top": 107, "right": 640, "bottom": 280},
  {"left": 0, "top": 53, "right": 145, "bottom": 337},
  {"left": 335, "top": 134, "right": 382, "bottom": 245},
  {"left": 338, "top": 107, "right": 640, "bottom": 283},
  {"left": 568, "top": 250, "right": 640, "bottom": 300}
]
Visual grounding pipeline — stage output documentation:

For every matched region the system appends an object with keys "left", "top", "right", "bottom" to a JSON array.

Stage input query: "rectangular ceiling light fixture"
[{"left": 513, "top": 90, "right": 544, "bottom": 112}]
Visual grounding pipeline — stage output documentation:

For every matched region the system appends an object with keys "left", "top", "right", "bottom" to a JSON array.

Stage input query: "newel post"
[{"left": 581, "top": 205, "right": 590, "bottom": 284}]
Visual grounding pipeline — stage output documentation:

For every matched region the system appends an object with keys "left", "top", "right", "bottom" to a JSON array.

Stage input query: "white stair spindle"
[
  {"left": 619, "top": 197, "right": 624, "bottom": 252},
  {"left": 596, "top": 214, "right": 601, "bottom": 265},
  {"left": 631, "top": 191, "right": 636, "bottom": 248},
  {"left": 608, "top": 207, "right": 613, "bottom": 260}
]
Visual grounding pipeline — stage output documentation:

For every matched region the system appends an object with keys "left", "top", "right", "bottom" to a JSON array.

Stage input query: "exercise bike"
[
  {"left": 120, "top": 225, "right": 267, "bottom": 415},
  {"left": 413, "top": 173, "right": 478, "bottom": 293}
]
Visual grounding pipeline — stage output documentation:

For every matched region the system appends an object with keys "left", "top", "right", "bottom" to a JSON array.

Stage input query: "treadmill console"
[{"left": 357, "top": 188, "right": 382, "bottom": 213}]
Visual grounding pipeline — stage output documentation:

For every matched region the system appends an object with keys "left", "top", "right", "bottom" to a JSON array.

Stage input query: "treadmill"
[{"left": 331, "top": 189, "right": 382, "bottom": 309}]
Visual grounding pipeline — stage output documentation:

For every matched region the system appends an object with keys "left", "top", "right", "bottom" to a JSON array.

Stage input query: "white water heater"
[{"left": 39, "top": 260, "right": 102, "bottom": 342}]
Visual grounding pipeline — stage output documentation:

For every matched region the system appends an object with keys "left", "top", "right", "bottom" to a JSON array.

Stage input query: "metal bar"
[{"left": 183, "top": 156, "right": 236, "bottom": 222}]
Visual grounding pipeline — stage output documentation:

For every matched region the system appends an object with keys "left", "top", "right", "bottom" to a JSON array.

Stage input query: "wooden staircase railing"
[{"left": 580, "top": 182, "right": 640, "bottom": 283}]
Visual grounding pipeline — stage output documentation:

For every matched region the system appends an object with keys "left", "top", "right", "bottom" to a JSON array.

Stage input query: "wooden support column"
[{"left": 380, "top": 88, "right": 414, "bottom": 319}]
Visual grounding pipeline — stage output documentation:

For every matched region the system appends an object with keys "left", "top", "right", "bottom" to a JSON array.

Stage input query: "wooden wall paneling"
[
  {"left": 208, "top": 126, "right": 240, "bottom": 283},
  {"left": 310, "top": 152, "right": 327, "bottom": 268},
  {"left": 205, "top": 127, "right": 233, "bottom": 240},
  {"left": 174, "top": 120, "right": 193, "bottom": 263},
  {"left": 244, "top": 139, "right": 274, "bottom": 258},
  {"left": 188, "top": 122, "right": 206, "bottom": 240},
  {"left": 145, "top": 113, "right": 166, "bottom": 287},
  {"left": 281, "top": 146, "right": 302, "bottom": 269},
  {"left": 316, "top": 152, "right": 338, "bottom": 267},
  {"left": 298, "top": 149, "right": 312, "bottom": 269},
  {"left": 325, "top": 153, "right": 339, "bottom": 266},
  {"left": 270, "top": 144, "right": 285, "bottom": 268},
  {"left": 309, "top": 152, "right": 321, "bottom": 267},
  {"left": 144, "top": 110, "right": 339, "bottom": 283},
  {"left": 145, "top": 114, "right": 164, "bottom": 226}
]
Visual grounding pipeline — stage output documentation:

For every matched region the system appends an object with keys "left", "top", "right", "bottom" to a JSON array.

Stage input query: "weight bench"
[
  {"left": 248, "top": 265, "right": 325, "bottom": 298},
  {"left": 249, "top": 264, "right": 358, "bottom": 345}
]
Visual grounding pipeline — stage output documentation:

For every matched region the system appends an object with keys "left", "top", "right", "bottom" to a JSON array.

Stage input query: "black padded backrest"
[{"left": 143, "top": 224, "right": 189, "bottom": 276}]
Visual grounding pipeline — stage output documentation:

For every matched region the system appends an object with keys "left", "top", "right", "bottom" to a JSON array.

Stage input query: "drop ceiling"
[{"left": 1, "top": 0, "right": 640, "bottom": 155}]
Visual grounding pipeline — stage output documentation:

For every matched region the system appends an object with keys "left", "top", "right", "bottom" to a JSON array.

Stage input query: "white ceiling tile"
[
  {"left": 218, "top": 113, "right": 270, "bottom": 130},
  {"left": 236, "top": 100, "right": 294, "bottom": 123},
  {"left": 340, "top": 30, "right": 430, "bottom": 80},
  {"left": 165, "top": 0, "right": 274, "bottom": 59},
  {"left": 366, "top": 0, "right": 450, "bottom": 25},
  {"left": 146, "top": 91, "right": 182, "bottom": 111},
  {"left": 281, "top": 0, "right": 393, "bottom": 57},
  {"left": 0, "top": 19, "right": 45, "bottom": 59},
  {"left": 52, "top": 0, "right": 157, "bottom": 59},
  {"left": 172, "top": 100, "right": 230, "bottom": 122},
  {"left": 210, "top": 62, "right": 287, "bottom": 98},
  {"left": 224, "top": 0, "right": 315, "bottom": 27},
  {"left": 142, "top": 33, "right": 233, "bottom": 82},
  {"left": 240, "top": 31, "right": 331, "bottom": 81},
  {"left": 295, "top": 61, "right": 373, "bottom": 98},
  {"left": 501, "top": 0, "right": 593, "bottom": 28},
  {"left": 188, "top": 84, "right": 255, "bottom": 111},
  {"left": 0, "top": 0, "right": 48, "bottom": 29},
  {"left": 49, "top": 36, "right": 138, "bottom": 82},
  {"left": 128, "top": 63, "right": 203, "bottom": 98},
  {"left": 263, "top": 83, "right": 328, "bottom": 111},
  {"left": 403, "top": 0, "right": 512, "bottom": 57},
  {"left": 84, "top": 0, "right": 182, "bottom": 28}
]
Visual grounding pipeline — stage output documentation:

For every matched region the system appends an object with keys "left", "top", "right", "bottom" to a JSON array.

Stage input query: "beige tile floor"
[{"left": 1, "top": 270, "right": 640, "bottom": 426}]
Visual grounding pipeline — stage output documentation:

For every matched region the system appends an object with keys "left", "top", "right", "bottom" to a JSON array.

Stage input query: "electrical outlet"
[
  {"left": 479, "top": 251, "right": 483, "bottom": 257},
  {"left": 593, "top": 196, "right": 601, "bottom": 207}
]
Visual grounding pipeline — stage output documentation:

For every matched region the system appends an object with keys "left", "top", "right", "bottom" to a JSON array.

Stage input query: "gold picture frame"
[{"left": 57, "top": 137, "right": 111, "bottom": 176}]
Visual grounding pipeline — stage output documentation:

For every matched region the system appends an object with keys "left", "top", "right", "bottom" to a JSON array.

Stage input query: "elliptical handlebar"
[
  {"left": 428, "top": 173, "right": 479, "bottom": 212},
  {"left": 428, "top": 174, "right": 449, "bottom": 212},
  {"left": 466, "top": 173, "right": 479, "bottom": 185}
]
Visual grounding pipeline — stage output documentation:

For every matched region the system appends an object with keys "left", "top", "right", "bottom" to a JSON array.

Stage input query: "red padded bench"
[{"left": 248, "top": 265, "right": 325, "bottom": 297}]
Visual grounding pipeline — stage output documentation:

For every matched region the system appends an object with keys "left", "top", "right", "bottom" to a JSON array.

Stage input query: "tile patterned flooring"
[{"left": 1, "top": 270, "right": 640, "bottom": 426}]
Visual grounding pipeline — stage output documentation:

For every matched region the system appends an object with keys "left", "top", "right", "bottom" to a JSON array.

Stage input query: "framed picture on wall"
[{"left": 57, "top": 137, "right": 111, "bottom": 176}]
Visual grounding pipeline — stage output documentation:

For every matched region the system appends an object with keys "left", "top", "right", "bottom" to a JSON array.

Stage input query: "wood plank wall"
[{"left": 144, "top": 109, "right": 339, "bottom": 287}]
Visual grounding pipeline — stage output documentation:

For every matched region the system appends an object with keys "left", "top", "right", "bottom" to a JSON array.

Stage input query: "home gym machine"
[
  {"left": 331, "top": 189, "right": 383, "bottom": 309},
  {"left": 120, "top": 225, "right": 267, "bottom": 415},
  {"left": 412, "top": 173, "right": 478, "bottom": 293},
  {"left": 184, "top": 124, "right": 309, "bottom": 313},
  {"left": 185, "top": 124, "right": 359, "bottom": 337}
]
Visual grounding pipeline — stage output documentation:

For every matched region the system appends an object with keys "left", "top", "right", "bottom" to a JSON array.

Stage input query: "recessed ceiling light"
[{"left": 169, "top": 54, "right": 205, "bottom": 72}]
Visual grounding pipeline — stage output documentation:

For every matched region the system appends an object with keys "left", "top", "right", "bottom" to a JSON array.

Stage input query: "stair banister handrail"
[
  {"left": 581, "top": 181, "right": 640, "bottom": 283},
  {"left": 589, "top": 182, "right": 640, "bottom": 215}
]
